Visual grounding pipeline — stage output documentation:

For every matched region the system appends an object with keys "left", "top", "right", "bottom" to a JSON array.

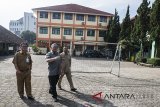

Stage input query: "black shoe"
[
  {"left": 52, "top": 96, "right": 58, "bottom": 102},
  {"left": 49, "top": 90, "right": 52, "bottom": 94},
  {"left": 59, "top": 87, "right": 62, "bottom": 90},
  {"left": 71, "top": 88, "right": 77, "bottom": 92},
  {"left": 20, "top": 95, "right": 24, "bottom": 99},
  {"left": 28, "top": 96, "right": 35, "bottom": 100}
]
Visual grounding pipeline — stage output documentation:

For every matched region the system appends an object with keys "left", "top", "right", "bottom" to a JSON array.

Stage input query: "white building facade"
[{"left": 9, "top": 12, "right": 36, "bottom": 36}]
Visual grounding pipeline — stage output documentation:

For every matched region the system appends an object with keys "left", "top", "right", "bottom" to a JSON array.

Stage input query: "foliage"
[
  {"left": 135, "top": 51, "right": 142, "bottom": 63},
  {"left": 31, "top": 45, "right": 39, "bottom": 52},
  {"left": 20, "top": 30, "right": 36, "bottom": 44},
  {"left": 120, "top": 5, "right": 131, "bottom": 41},
  {"left": 137, "top": 0, "right": 150, "bottom": 42},
  {"left": 150, "top": 0, "right": 160, "bottom": 57},
  {"left": 147, "top": 58, "right": 160, "bottom": 66},
  {"left": 107, "top": 9, "right": 121, "bottom": 43}
]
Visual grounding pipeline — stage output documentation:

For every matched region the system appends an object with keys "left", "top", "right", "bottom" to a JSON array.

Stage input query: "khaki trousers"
[
  {"left": 16, "top": 71, "right": 32, "bottom": 97},
  {"left": 58, "top": 64, "right": 74, "bottom": 89}
]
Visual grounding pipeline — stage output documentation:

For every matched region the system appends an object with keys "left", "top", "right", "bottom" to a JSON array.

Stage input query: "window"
[
  {"left": 52, "top": 12, "right": 61, "bottom": 19},
  {"left": 64, "top": 28, "right": 72, "bottom": 35},
  {"left": 99, "top": 30, "right": 107, "bottom": 37},
  {"left": 39, "top": 27, "right": 48, "bottom": 34},
  {"left": 100, "top": 16, "right": 107, "bottom": 22},
  {"left": 76, "top": 14, "right": 84, "bottom": 21},
  {"left": 88, "top": 15, "right": 96, "bottom": 21},
  {"left": 40, "top": 12, "right": 48, "bottom": 18},
  {"left": 75, "top": 29, "right": 83, "bottom": 36},
  {"left": 64, "top": 13, "right": 73, "bottom": 20},
  {"left": 52, "top": 27, "right": 60, "bottom": 35},
  {"left": 87, "top": 29, "right": 95, "bottom": 36}
]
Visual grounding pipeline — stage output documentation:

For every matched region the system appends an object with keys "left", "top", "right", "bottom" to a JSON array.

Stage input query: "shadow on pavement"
[
  {"left": 72, "top": 72, "right": 160, "bottom": 87},
  {"left": 58, "top": 95, "right": 85, "bottom": 107},
  {"left": 21, "top": 97, "right": 54, "bottom": 107},
  {"left": 59, "top": 89, "right": 117, "bottom": 107},
  {"left": 0, "top": 55, "right": 13, "bottom": 62}
]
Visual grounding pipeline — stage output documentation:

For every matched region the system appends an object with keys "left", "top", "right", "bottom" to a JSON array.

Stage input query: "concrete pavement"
[{"left": 0, "top": 55, "right": 160, "bottom": 107}]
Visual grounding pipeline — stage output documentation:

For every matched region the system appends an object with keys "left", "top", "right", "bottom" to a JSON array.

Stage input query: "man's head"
[
  {"left": 51, "top": 43, "right": 58, "bottom": 52},
  {"left": 20, "top": 42, "right": 28, "bottom": 53},
  {"left": 63, "top": 46, "right": 68, "bottom": 54}
]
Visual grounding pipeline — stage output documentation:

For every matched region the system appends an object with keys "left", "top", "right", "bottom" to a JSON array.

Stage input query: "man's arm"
[
  {"left": 69, "top": 55, "right": 71, "bottom": 67},
  {"left": 28, "top": 54, "right": 32, "bottom": 70},
  {"left": 45, "top": 52, "right": 60, "bottom": 62},
  {"left": 12, "top": 54, "right": 21, "bottom": 73},
  {"left": 46, "top": 57, "right": 57, "bottom": 62}
]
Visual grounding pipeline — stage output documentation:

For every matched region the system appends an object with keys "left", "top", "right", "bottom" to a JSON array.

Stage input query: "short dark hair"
[
  {"left": 20, "top": 42, "right": 28, "bottom": 47},
  {"left": 51, "top": 43, "right": 58, "bottom": 49}
]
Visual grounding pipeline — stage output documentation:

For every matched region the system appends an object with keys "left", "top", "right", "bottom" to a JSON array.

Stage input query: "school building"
[{"left": 32, "top": 4, "right": 113, "bottom": 53}]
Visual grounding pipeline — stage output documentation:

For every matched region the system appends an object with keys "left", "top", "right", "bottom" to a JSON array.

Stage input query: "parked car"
[
  {"left": 99, "top": 48, "right": 114, "bottom": 59},
  {"left": 83, "top": 49, "right": 104, "bottom": 58}
]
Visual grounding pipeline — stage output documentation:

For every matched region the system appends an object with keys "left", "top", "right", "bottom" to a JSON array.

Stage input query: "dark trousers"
[{"left": 48, "top": 75, "right": 59, "bottom": 98}]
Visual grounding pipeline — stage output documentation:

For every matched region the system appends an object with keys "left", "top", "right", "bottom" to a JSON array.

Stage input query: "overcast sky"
[{"left": 0, "top": 0, "right": 154, "bottom": 30}]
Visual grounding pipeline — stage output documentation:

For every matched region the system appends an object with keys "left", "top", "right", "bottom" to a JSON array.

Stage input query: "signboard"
[{"left": 9, "top": 47, "right": 13, "bottom": 50}]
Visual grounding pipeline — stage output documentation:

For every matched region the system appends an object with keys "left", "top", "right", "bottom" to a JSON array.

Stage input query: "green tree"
[
  {"left": 130, "top": 16, "right": 141, "bottom": 47},
  {"left": 107, "top": 9, "right": 121, "bottom": 43},
  {"left": 119, "top": 5, "right": 132, "bottom": 60},
  {"left": 137, "top": 0, "right": 150, "bottom": 56},
  {"left": 150, "top": 0, "right": 160, "bottom": 57},
  {"left": 20, "top": 30, "right": 36, "bottom": 44},
  {"left": 104, "top": 19, "right": 112, "bottom": 42},
  {"left": 120, "top": 5, "right": 131, "bottom": 41}
]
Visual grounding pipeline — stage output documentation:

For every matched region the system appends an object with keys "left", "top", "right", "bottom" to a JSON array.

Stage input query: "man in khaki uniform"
[
  {"left": 58, "top": 46, "right": 77, "bottom": 91},
  {"left": 12, "top": 42, "right": 34, "bottom": 100}
]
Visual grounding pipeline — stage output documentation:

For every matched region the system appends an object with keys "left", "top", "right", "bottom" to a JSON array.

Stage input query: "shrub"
[
  {"left": 147, "top": 58, "right": 160, "bottom": 66},
  {"left": 32, "top": 45, "right": 39, "bottom": 52},
  {"left": 135, "top": 51, "right": 142, "bottom": 63},
  {"left": 141, "top": 58, "right": 147, "bottom": 63}
]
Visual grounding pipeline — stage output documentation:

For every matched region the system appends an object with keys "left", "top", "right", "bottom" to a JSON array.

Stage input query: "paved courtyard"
[{"left": 0, "top": 55, "right": 160, "bottom": 107}]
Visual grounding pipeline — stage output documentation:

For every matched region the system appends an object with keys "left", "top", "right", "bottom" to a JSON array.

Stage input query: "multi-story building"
[
  {"left": 32, "top": 4, "right": 113, "bottom": 52},
  {"left": 9, "top": 12, "right": 36, "bottom": 36}
]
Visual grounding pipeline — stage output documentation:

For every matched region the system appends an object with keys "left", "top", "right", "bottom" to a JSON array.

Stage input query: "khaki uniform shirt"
[
  {"left": 12, "top": 51, "right": 32, "bottom": 71},
  {"left": 60, "top": 52, "right": 71, "bottom": 67}
]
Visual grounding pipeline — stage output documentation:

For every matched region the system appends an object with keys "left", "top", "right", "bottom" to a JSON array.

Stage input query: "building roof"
[
  {"left": 32, "top": 4, "right": 113, "bottom": 16},
  {"left": 0, "top": 25, "right": 23, "bottom": 44}
]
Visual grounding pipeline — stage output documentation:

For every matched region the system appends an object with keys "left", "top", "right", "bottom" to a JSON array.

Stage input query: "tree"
[
  {"left": 150, "top": 0, "right": 160, "bottom": 57},
  {"left": 120, "top": 5, "right": 131, "bottom": 41},
  {"left": 130, "top": 16, "right": 141, "bottom": 47},
  {"left": 107, "top": 9, "right": 121, "bottom": 43},
  {"left": 119, "top": 5, "right": 132, "bottom": 60},
  {"left": 137, "top": 0, "right": 150, "bottom": 56},
  {"left": 20, "top": 30, "right": 36, "bottom": 44},
  {"left": 130, "top": 0, "right": 150, "bottom": 58}
]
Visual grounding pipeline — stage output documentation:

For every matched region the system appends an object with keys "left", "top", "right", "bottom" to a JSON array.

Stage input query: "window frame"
[
  {"left": 99, "top": 30, "right": 107, "bottom": 37},
  {"left": 52, "top": 12, "right": 61, "bottom": 19},
  {"left": 52, "top": 27, "right": 60, "bottom": 35},
  {"left": 76, "top": 14, "right": 84, "bottom": 21},
  {"left": 88, "top": 15, "right": 96, "bottom": 22},
  {"left": 40, "top": 12, "right": 48, "bottom": 19},
  {"left": 100, "top": 16, "right": 107, "bottom": 22},
  {"left": 75, "top": 29, "right": 83, "bottom": 36},
  {"left": 64, "top": 28, "right": 72, "bottom": 35},
  {"left": 64, "top": 13, "right": 73, "bottom": 20},
  {"left": 87, "top": 29, "right": 95, "bottom": 36},
  {"left": 39, "top": 27, "right": 48, "bottom": 34}
]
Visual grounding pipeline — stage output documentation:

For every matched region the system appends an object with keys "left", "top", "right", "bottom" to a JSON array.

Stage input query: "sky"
[{"left": 0, "top": 0, "right": 154, "bottom": 30}]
